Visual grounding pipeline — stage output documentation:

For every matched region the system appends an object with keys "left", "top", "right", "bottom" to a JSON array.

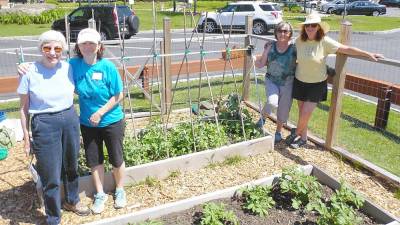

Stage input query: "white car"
[{"left": 197, "top": 1, "right": 283, "bottom": 35}]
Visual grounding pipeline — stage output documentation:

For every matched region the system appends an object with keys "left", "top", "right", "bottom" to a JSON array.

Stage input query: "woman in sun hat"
[
  {"left": 285, "top": 13, "right": 383, "bottom": 149},
  {"left": 17, "top": 30, "right": 90, "bottom": 225},
  {"left": 69, "top": 28, "right": 127, "bottom": 214}
]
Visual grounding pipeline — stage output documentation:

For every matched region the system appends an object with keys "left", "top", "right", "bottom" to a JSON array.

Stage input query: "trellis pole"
[{"left": 326, "top": 20, "right": 352, "bottom": 148}]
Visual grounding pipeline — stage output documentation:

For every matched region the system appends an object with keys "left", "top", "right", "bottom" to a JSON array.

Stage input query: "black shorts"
[
  {"left": 292, "top": 78, "right": 327, "bottom": 103},
  {"left": 80, "top": 119, "right": 125, "bottom": 168}
]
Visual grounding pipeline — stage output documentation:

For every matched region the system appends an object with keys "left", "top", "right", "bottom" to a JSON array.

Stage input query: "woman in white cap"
[
  {"left": 286, "top": 13, "right": 383, "bottom": 149},
  {"left": 17, "top": 30, "right": 90, "bottom": 225},
  {"left": 255, "top": 21, "right": 297, "bottom": 143},
  {"left": 69, "top": 28, "right": 126, "bottom": 214}
]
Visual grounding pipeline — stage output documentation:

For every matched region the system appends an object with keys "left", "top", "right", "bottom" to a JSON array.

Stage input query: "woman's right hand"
[
  {"left": 23, "top": 139, "right": 30, "bottom": 157},
  {"left": 17, "top": 63, "right": 30, "bottom": 77}
]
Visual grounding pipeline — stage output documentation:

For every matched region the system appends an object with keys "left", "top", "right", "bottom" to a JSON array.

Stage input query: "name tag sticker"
[{"left": 92, "top": 72, "right": 103, "bottom": 80}]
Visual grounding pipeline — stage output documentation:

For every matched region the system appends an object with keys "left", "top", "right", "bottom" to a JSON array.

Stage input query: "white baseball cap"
[{"left": 77, "top": 28, "right": 101, "bottom": 44}]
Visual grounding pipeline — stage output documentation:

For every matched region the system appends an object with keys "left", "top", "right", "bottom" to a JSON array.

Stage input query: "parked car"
[
  {"left": 321, "top": 0, "right": 359, "bottom": 13},
  {"left": 334, "top": 1, "right": 386, "bottom": 15},
  {"left": 379, "top": 0, "right": 400, "bottom": 7},
  {"left": 317, "top": 0, "right": 335, "bottom": 10},
  {"left": 51, "top": 4, "right": 139, "bottom": 41},
  {"left": 197, "top": 1, "right": 283, "bottom": 35}
]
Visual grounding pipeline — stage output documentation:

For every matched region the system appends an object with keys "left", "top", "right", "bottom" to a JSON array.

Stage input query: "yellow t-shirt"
[{"left": 295, "top": 36, "right": 341, "bottom": 83}]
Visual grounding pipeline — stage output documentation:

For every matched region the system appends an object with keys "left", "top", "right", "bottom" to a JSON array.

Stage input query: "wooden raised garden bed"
[{"left": 82, "top": 165, "right": 400, "bottom": 225}]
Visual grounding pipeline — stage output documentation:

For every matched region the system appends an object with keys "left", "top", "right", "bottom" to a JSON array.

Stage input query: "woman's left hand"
[
  {"left": 89, "top": 111, "right": 102, "bottom": 126},
  {"left": 369, "top": 53, "right": 384, "bottom": 61}
]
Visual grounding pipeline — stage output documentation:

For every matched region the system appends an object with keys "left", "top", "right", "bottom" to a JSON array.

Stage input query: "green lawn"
[
  {"left": 2, "top": 75, "right": 399, "bottom": 176},
  {"left": 1, "top": 1, "right": 400, "bottom": 36}
]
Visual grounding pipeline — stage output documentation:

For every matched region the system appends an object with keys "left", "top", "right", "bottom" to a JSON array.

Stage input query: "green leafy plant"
[
  {"left": 218, "top": 94, "right": 262, "bottom": 142},
  {"left": 313, "top": 199, "right": 363, "bottom": 225},
  {"left": 169, "top": 120, "right": 228, "bottom": 155},
  {"left": 239, "top": 185, "right": 275, "bottom": 217},
  {"left": 331, "top": 182, "right": 364, "bottom": 209},
  {"left": 200, "top": 202, "right": 239, "bottom": 225},
  {"left": 312, "top": 181, "right": 365, "bottom": 225},
  {"left": 279, "top": 167, "right": 322, "bottom": 210}
]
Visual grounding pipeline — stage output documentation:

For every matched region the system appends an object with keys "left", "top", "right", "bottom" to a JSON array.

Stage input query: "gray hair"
[
  {"left": 38, "top": 30, "right": 67, "bottom": 51},
  {"left": 274, "top": 22, "right": 293, "bottom": 39}
]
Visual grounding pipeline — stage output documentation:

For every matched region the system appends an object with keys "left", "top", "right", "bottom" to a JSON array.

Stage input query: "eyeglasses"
[
  {"left": 42, "top": 46, "right": 63, "bottom": 54},
  {"left": 305, "top": 23, "right": 318, "bottom": 28},
  {"left": 277, "top": 29, "right": 290, "bottom": 34}
]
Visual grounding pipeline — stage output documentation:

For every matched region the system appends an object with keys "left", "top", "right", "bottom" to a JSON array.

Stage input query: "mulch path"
[{"left": 1, "top": 112, "right": 399, "bottom": 225}]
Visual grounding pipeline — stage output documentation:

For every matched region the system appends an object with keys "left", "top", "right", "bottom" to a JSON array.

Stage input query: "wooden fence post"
[
  {"left": 161, "top": 17, "right": 172, "bottom": 114},
  {"left": 325, "top": 20, "right": 352, "bottom": 148},
  {"left": 242, "top": 15, "right": 253, "bottom": 101},
  {"left": 374, "top": 87, "right": 391, "bottom": 129}
]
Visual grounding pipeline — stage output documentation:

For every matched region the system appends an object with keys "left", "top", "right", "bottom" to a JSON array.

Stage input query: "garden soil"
[{"left": 0, "top": 111, "right": 399, "bottom": 225}]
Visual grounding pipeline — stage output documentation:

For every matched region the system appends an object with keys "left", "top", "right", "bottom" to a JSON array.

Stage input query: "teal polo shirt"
[{"left": 70, "top": 58, "right": 123, "bottom": 127}]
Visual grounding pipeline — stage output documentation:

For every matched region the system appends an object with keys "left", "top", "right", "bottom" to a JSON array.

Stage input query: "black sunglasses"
[{"left": 305, "top": 23, "right": 319, "bottom": 28}]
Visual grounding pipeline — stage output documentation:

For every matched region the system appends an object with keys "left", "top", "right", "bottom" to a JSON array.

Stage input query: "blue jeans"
[{"left": 31, "top": 106, "right": 80, "bottom": 225}]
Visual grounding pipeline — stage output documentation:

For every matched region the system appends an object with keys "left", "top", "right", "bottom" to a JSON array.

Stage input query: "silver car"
[{"left": 321, "top": 0, "right": 359, "bottom": 13}]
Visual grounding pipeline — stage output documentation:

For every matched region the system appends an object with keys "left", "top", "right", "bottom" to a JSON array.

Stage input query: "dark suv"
[{"left": 52, "top": 5, "right": 139, "bottom": 41}]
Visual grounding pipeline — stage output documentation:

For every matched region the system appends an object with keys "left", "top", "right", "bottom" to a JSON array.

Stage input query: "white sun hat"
[
  {"left": 301, "top": 13, "right": 330, "bottom": 33},
  {"left": 77, "top": 28, "right": 101, "bottom": 44}
]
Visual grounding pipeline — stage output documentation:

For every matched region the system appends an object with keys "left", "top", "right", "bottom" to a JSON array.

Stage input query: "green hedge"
[{"left": 0, "top": 8, "right": 71, "bottom": 25}]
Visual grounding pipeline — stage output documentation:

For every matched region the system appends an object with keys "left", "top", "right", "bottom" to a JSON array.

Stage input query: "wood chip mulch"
[{"left": 1, "top": 113, "right": 399, "bottom": 225}]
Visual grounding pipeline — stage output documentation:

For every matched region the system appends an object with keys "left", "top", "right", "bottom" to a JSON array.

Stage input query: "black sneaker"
[
  {"left": 290, "top": 138, "right": 307, "bottom": 149},
  {"left": 285, "top": 128, "right": 297, "bottom": 145}
]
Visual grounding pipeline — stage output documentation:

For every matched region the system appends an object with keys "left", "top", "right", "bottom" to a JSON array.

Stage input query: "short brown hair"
[
  {"left": 300, "top": 24, "right": 325, "bottom": 42},
  {"left": 74, "top": 43, "right": 105, "bottom": 59}
]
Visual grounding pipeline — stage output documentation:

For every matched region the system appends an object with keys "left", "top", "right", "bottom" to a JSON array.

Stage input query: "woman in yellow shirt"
[{"left": 286, "top": 13, "right": 383, "bottom": 149}]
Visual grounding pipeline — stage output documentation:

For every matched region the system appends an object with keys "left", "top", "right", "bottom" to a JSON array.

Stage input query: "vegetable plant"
[
  {"left": 200, "top": 202, "right": 239, "bottom": 225},
  {"left": 239, "top": 185, "right": 275, "bottom": 217},
  {"left": 218, "top": 94, "right": 262, "bottom": 142},
  {"left": 312, "top": 181, "right": 365, "bottom": 225},
  {"left": 279, "top": 167, "right": 323, "bottom": 210}
]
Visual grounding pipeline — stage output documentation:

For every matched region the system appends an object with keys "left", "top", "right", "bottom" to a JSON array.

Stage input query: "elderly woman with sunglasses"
[
  {"left": 17, "top": 30, "right": 90, "bottom": 225},
  {"left": 286, "top": 14, "right": 383, "bottom": 149},
  {"left": 255, "top": 21, "right": 297, "bottom": 143}
]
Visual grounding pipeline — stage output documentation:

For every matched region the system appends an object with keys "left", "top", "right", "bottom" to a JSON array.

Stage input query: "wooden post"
[
  {"left": 242, "top": 15, "right": 253, "bottom": 101},
  {"left": 161, "top": 17, "right": 172, "bottom": 114},
  {"left": 374, "top": 87, "right": 391, "bottom": 129},
  {"left": 325, "top": 20, "right": 352, "bottom": 148}
]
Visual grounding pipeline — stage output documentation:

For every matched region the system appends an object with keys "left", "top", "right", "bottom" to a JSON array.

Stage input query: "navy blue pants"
[{"left": 31, "top": 106, "right": 80, "bottom": 225}]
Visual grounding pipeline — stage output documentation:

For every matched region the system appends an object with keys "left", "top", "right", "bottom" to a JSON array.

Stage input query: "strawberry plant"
[
  {"left": 200, "top": 202, "right": 239, "bottom": 225},
  {"left": 239, "top": 185, "right": 275, "bottom": 217},
  {"left": 279, "top": 167, "right": 323, "bottom": 210}
]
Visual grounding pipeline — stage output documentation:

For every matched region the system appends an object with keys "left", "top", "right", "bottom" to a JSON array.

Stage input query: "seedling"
[
  {"left": 239, "top": 185, "right": 275, "bottom": 217},
  {"left": 167, "top": 170, "right": 181, "bottom": 179}
]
